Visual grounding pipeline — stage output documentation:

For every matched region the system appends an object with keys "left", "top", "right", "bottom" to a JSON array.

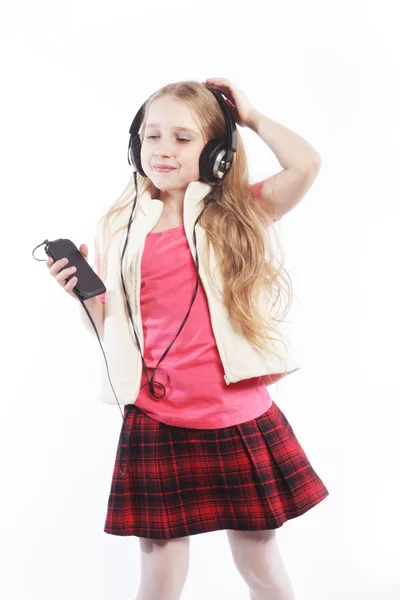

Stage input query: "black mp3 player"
[{"left": 45, "top": 238, "right": 106, "bottom": 302}]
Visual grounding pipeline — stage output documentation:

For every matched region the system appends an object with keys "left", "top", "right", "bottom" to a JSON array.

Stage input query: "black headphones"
[{"left": 127, "top": 87, "right": 238, "bottom": 183}]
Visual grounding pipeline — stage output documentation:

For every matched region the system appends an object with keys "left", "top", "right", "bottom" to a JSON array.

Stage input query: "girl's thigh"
[{"left": 138, "top": 536, "right": 191, "bottom": 580}]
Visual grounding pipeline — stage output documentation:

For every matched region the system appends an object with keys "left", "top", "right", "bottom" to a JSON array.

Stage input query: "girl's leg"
[
  {"left": 226, "top": 530, "right": 295, "bottom": 600},
  {"left": 135, "top": 536, "right": 190, "bottom": 600}
]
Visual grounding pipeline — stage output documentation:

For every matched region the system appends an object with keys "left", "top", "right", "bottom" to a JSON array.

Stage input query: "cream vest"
[{"left": 95, "top": 180, "right": 303, "bottom": 406}]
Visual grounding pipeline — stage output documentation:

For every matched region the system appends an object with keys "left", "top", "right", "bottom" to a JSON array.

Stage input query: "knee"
[
  {"left": 137, "top": 537, "right": 190, "bottom": 600},
  {"left": 227, "top": 530, "right": 283, "bottom": 590}
]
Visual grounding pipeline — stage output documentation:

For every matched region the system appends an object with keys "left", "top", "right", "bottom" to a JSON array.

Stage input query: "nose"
[
  {"left": 155, "top": 147, "right": 173, "bottom": 158},
  {"left": 153, "top": 138, "right": 175, "bottom": 158}
]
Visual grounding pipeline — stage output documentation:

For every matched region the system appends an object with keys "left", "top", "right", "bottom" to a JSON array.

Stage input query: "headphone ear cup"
[
  {"left": 131, "top": 134, "right": 146, "bottom": 176},
  {"left": 199, "top": 139, "right": 227, "bottom": 183}
]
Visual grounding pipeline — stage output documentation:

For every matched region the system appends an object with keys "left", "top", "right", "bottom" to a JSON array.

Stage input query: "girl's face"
[{"left": 140, "top": 96, "right": 207, "bottom": 191}]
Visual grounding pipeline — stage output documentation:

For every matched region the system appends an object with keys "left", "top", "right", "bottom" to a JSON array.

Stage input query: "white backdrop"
[{"left": 1, "top": 1, "right": 399, "bottom": 599}]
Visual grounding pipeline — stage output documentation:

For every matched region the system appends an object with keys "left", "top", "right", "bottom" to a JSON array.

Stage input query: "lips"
[{"left": 153, "top": 165, "right": 176, "bottom": 172}]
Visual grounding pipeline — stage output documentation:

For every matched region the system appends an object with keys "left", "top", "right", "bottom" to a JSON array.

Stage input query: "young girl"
[{"left": 49, "top": 78, "right": 328, "bottom": 600}]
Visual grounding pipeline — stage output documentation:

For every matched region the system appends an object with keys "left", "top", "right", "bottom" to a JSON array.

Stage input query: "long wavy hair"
[{"left": 97, "top": 80, "right": 294, "bottom": 361}]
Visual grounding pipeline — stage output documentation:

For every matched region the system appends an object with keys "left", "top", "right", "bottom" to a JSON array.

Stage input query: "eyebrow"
[{"left": 145, "top": 123, "right": 199, "bottom": 135}]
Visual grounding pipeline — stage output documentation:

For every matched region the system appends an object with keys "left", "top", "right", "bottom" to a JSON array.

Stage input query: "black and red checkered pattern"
[{"left": 104, "top": 401, "right": 329, "bottom": 540}]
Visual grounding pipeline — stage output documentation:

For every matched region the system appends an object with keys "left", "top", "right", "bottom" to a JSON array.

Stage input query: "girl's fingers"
[
  {"left": 205, "top": 77, "right": 230, "bottom": 85},
  {"left": 207, "top": 84, "right": 236, "bottom": 106},
  {"left": 49, "top": 257, "right": 68, "bottom": 276},
  {"left": 56, "top": 265, "right": 77, "bottom": 284},
  {"left": 65, "top": 276, "right": 77, "bottom": 292},
  {"left": 80, "top": 244, "right": 89, "bottom": 260},
  {"left": 46, "top": 254, "right": 78, "bottom": 298}
]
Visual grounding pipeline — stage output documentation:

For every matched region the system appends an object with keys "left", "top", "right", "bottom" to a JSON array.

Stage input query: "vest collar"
[{"left": 137, "top": 180, "right": 213, "bottom": 217}]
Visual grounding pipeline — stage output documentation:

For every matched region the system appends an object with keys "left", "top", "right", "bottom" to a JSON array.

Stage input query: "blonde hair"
[{"left": 98, "top": 80, "right": 293, "bottom": 361}]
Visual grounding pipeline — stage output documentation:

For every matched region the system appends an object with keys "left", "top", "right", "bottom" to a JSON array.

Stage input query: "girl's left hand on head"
[{"left": 202, "top": 78, "right": 256, "bottom": 128}]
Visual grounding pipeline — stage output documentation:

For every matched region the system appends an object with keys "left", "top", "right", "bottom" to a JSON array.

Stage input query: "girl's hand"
[
  {"left": 202, "top": 78, "right": 257, "bottom": 128},
  {"left": 46, "top": 244, "right": 89, "bottom": 300}
]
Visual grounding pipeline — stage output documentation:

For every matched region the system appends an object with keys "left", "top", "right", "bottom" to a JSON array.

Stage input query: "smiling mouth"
[{"left": 154, "top": 166, "right": 176, "bottom": 172}]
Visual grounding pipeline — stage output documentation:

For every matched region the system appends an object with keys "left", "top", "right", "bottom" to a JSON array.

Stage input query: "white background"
[{"left": 1, "top": 1, "right": 399, "bottom": 599}]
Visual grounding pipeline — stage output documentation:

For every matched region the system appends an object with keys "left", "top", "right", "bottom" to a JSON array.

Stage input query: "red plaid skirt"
[{"left": 104, "top": 401, "right": 329, "bottom": 540}]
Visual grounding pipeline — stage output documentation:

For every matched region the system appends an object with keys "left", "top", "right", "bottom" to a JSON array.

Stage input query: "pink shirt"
[{"left": 96, "top": 181, "right": 280, "bottom": 428}]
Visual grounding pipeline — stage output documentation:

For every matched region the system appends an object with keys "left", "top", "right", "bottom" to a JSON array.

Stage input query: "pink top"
[{"left": 96, "top": 181, "right": 281, "bottom": 428}]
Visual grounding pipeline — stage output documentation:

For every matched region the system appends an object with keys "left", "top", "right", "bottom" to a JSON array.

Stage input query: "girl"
[{"left": 48, "top": 78, "right": 328, "bottom": 600}]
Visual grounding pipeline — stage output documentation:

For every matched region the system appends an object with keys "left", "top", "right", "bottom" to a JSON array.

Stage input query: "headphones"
[{"left": 127, "top": 87, "right": 238, "bottom": 183}]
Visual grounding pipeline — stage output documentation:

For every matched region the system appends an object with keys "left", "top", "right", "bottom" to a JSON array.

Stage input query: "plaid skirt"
[{"left": 104, "top": 401, "right": 329, "bottom": 540}]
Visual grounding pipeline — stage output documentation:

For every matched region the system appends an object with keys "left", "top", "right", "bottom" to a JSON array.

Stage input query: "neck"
[
  {"left": 151, "top": 183, "right": 187, "bottom": 215},
  {"left": 145, "top": 180, "right": 213, "bottom": 211}
]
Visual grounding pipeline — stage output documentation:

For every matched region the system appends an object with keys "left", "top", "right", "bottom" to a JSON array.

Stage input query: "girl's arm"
[
  {"left": 246, "top": 110, "right": 321, "bottom": 221},
  {"left": 247, "top": 110, "right": 321, "bottom": 221},
  {"left": 252, "top": 166, "right": 321, "bottom": 221},
  {"left": 78, "top": 296, "right": 105, "bottom": 341},
  {"left": 203, "top": 78, "right": 321, "bottom": 221},
  {"left": 78, "top": 240, "right": 105, "bottom": 340},
  {"left": 246, "top": 109, "right": 321, "bottom": 171}
]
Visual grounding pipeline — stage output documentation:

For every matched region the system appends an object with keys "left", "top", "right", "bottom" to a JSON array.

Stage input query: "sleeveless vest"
[{"left": 95, "top": 180, "right": 303, "bottom": 405}]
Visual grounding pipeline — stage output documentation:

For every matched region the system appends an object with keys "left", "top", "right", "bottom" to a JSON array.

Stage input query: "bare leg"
[
  {"left": 226, "top": 530, "right": 295, "bottom": 600},
  {"left": 135, "top": 536, "right": 190, "bottom": 600}
]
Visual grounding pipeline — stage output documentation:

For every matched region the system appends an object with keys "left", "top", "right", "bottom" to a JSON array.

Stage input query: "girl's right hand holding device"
[{"left": 46, "top": 244, "right": 89, "bottom": 300}]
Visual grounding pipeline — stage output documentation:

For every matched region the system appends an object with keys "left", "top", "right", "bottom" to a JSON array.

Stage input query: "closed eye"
[{"left": 146, "top": 136, "right": 190, "bottom": 143}]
